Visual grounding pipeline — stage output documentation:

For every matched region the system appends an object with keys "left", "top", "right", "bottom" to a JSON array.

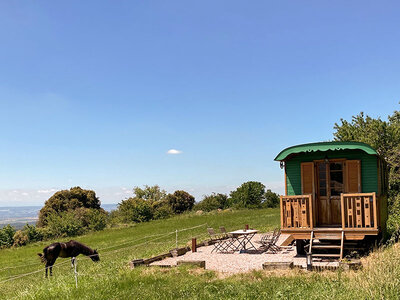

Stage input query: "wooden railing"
[
  {"left": 341, "top": 193, "right": 377, "bottom": 229},
  {"left": 280, "top": 195, "right": 313, "bottom": 229}
]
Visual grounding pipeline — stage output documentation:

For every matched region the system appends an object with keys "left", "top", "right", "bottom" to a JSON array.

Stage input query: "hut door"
[
  {"left": 316, "top": 162, "right": 329, "bottom": 225},
  {"left": 316, "top": 161, "right": 344, "bottom": 226}
]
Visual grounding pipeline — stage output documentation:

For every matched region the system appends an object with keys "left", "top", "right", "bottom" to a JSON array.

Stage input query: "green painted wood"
[
  {"left": 275, "top": 141, "right": 377, "bottom": 161},
  {"left": 285, "top": 149, "right": 378, "bottom": 195}
]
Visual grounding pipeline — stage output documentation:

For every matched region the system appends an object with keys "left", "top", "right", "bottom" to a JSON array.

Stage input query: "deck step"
[
  {"left": 312, "top": 245, "right": 341, "bottom": 249},
  {"left": 314, "top": 235, "right": 341, "bottom": 240},
  {"left": 312, "top": 254, "right": 341, "bottom": 258}
]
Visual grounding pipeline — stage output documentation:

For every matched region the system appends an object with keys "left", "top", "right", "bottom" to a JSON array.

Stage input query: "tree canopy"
[
  {"left": 38, "top": 187, "right": 102, "bottom": 227},
  {"left": 333, "top": 109, "right": 400, "bottom": 197},
  {"left": 230, "top": 181, "right": 266, "bottom": 208},
  {"left": 167, "top": 190, "right": 195, "bottom": 214},
  {"left": 132, "top": 185, "right": 167, "bottom": 203},
  {"left": 333, "top": 107, "right": 400, "bottom": 235}
]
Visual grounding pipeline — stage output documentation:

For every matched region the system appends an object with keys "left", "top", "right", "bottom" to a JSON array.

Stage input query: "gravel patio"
[{"left": 150, "top": 233, "right": 338, "bottom": 274}]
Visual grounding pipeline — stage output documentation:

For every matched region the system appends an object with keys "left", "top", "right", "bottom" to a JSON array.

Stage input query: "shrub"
[
  {"left": 36, "top": 227, "right": 53, "bottom": 240},
  {"left": 194, "top": 193, "right": 229, "bottom": 212},
  {"left": 85, "top": 209, "right": 108, "bottom": 231},
  {"left": 387, "top": 194, "right": 400, "bottom": 236},
  {"left": 13, "top": 230, "right": 29, "bottom": 247},
  {"left": 46, "top": 211, "right": 85, "bottom": 237},
  {"left": 118, "top": 197, "right": 153, "bottom": 223},
  {"left": 230, "top": 181, "right": 265, "bottom": 208},
  {"left": 263, "top": 189, "right": 280, "bottom": 208},
  {"left": 23, "top": 224, "right": 43, "bottom": 242},
  {"left": 167, "top": 190, "right": 195, "bottom": 214},
  {"left": 152, "top": 201, "right": 173, "bottom": 220},
  {"left": 0, "top": 225, "right": 16, "bottom": 248},
  {"left": 73, "top": 207, "right": 108, "bottom": 231}
]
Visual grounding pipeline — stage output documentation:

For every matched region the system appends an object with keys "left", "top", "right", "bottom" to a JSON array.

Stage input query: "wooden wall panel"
[
  {"left": 346, "top": 160, "right": 361, "bottom": 193},
  {"left": 301, "top": 162, "right": 314, "bottom": 195}
]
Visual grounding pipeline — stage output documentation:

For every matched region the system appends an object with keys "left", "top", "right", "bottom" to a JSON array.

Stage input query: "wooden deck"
[
  {"left": 281, "top": 227, "right": 378, "bottom": 240},
  {"left": 280, "top": 192, "right": 379, "bottom": 241}
]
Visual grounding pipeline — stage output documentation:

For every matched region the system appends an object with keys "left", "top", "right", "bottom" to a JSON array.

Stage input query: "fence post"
[
  {"left": 192, "top": 238, "right": 197, "bottom": 252},
  {"left": 73, "top": 257, "right": 78, "bottom": 288},
  {"left": 175, "top": 229, "right": 178, "bottom": 249}
]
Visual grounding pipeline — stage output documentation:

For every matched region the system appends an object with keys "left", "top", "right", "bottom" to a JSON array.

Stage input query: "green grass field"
[{"left": 1, "top": 208, "right": 400, "bottom": 299}]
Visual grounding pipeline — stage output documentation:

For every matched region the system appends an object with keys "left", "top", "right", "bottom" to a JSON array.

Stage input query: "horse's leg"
[
  {"left": 49, "top": 260, "right": 55, "bottom": 277},
  {"left": 71, "top": 257, "right": 74, "bottom": 269},
  {"left": 45, "top": 262, "right": 50, "bottom": 278}
]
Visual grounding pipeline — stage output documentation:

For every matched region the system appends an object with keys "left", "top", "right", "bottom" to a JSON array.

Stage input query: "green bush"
[
  {"left": 46, "top": 211, "right": 85, "bottom": 237},
  {"left": 387, "top": 194, "right": 400, "bottom": 237},
  {"left": 194, "top": 193, "right": 229, "bottom": 212},
  {"left": 230, "top": 181, "right": 265, "bottom": 208},
  {"left": 36, "top": 227, "right": 53, "bottom": 240},
  {"left": 73, "top": 207, "right": 108, "bottom": 231},
  {"left": 117, "top": 197, "right": 153, "bottom": 223},
  {"left": 167, "top": 190, "right": 195, "bottom": 214},
  {"left": 0, "top": 225, "right": 16, "bottom": 248},
  {"left": 23, "top": 224, "right": 43, "bottom": 242},
  {"left": 263, "top": 189, "right": 280, "bottom": 208},
  {"left": 13, "top": 230, "right": 29, "bottom": 247},
  {"left": 152, "top": 201, "right": 173, "bottom": 220},
  {"left": 86, "top": 209, "right": 108, "bottom": 231}
]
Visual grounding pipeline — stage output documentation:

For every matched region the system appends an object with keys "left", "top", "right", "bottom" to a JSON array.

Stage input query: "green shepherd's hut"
[{"left": 275, "top": 141, "right": 388, "bottom": 258}]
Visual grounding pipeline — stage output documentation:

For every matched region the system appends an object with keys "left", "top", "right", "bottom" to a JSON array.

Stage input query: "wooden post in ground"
[{"left": 192, "top": 238, "right": 197, "bottom": 252}]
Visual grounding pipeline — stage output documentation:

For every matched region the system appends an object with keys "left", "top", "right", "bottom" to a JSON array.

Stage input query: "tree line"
[
  {"left": 0, "top": 182, "right": 279, "bottom": 249},
  {"left": 333, "top": 106, "right": 400, "bottom": 238}
]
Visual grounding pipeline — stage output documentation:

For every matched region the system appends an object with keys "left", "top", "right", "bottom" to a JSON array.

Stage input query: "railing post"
[
  {"left": 280, "top": 196, "right": 284, "bottom": 228},
  {"left": 341, "top": 193, "right": 345, "bottom": 230},
  {"left": 308, "top": 195, "right": 313, "bottom": 229},
  {"left": 372, "top": 192, "right": 378, "bottom": 229}
]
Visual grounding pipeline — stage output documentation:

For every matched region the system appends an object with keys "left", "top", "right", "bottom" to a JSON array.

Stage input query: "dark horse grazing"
[{"left": 38, "top": 240, "right": 99, "bottom": 277}]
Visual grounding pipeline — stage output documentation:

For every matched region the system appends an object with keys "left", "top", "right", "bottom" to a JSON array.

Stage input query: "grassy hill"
[{"left": 1, "top": 208, "right": 400, "bottom": 299}]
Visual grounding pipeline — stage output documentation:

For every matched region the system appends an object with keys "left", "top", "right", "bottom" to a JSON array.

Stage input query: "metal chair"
[
  {"left": 219, "top": 226, "right": 237, "bottom": 251},
  {"left": 259, "top": 228, "right": 281, "bottom": 253},
  {"left": 208, "top": 227, "right": 235, "bottom": 253}
]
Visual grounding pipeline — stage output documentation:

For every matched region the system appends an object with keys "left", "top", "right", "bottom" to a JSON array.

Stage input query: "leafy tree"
[
  {"left": 167, "top": 190, "right": 195, "bottom": 214},
  {"left": 230, "top": 181, "right": 265, "bottom": 208},
  {"left": 133, "top": 185, "right": 167, "bottom": 203},
  {"left": 117, "top": 198, "right": 154, "bottom": 223},
  {"left": 38, "top": 187, "right": 103, "bottom": 227},
  {"left": 194, "top": 193, "right": 229, "bottom": 212},
  {"left": 263, "top": 189, "right": 280, "bottom": 208},
  {"left": 333, "top": 109, "right": 400, "bottom": 198},
  {"left": 334, "top": 107, "right": 400, "bottom": 236}
]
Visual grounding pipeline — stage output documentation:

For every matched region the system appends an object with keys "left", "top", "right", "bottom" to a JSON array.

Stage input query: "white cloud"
[
  {"left": 37, "top": 189, "right": 57, "bottom": 194},
  {"left": 167, "top": 149, "right": 182, "bottom": 155}
]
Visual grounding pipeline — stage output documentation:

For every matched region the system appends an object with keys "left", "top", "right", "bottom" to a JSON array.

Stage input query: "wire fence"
[{"left": 0, "top": 222, "right": 209, "bottom": 287}]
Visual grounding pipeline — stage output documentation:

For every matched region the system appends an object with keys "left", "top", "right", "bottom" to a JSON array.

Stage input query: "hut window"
[
  {"left": 318, "top": 163, "right": 327, "bottom": 196},
  {"left": 330, "top": 162, "right": 344, "bottom": 196}
]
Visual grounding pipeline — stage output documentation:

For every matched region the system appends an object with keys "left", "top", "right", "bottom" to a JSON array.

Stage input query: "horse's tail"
[{"left": 38, "top": 247, "right": 47, "bottom": 263}]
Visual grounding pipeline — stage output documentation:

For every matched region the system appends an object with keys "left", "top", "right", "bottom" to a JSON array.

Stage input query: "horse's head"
[{"left": 90, "top": 249, "right": 100, "bottom": 262}]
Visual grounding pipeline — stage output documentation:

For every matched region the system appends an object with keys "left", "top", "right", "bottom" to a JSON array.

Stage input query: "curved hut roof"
[{"left": 274, "top": 141, "right": 377, "bottom": 161}]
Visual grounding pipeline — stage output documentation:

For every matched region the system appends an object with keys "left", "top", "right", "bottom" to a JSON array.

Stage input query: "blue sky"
[{"left": 0, "top": 1, "right": 399, "bottom": 206}]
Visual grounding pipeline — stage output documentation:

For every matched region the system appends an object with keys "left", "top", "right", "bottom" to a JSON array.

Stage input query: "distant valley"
[{"left": 0, "top": 204, "right": 118, "bottom": 229}]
